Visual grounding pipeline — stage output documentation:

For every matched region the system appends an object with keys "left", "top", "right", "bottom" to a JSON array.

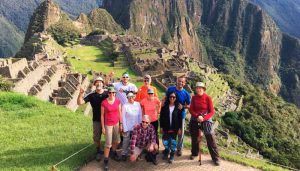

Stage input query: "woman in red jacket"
[{"left": 189, "top": 82, "right": 220, "bottom": 166}]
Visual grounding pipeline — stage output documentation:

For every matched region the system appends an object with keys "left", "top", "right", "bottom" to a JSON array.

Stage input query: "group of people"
[{"left": 77, "top": 72, "right": 220, "bottom": 171}]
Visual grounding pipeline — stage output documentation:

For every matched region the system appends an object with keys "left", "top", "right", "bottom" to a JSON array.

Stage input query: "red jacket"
[{"left": 189, "top": 93, "right": 215, "bottom": 121}]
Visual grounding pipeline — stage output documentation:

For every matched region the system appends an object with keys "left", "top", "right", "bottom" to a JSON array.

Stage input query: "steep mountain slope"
[
  {"left": 249, "top": 0, "right": 300, "bottom": 39},
  {"left": 103, "top": 0, "right": 202, "bottom": 59},
  {"left": 0, "top": 17, "right": 24, "bottom": 57}
]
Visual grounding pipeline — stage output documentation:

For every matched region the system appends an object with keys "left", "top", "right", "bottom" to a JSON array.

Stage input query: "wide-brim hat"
[
  {"left": 127, "top": 92, "right": 135, "bottom": 98},
  {"left": 93, "top": 77, "right": 104, "bottom": 85},
  {"left": 147, "top": 88, "right": 154, "bottom": 94},
  {"left": 107, "top": 87, "right": 116, "bottom": 93},
  {"left": 195, "top": 82, "right": 206, "bottom": 90}
]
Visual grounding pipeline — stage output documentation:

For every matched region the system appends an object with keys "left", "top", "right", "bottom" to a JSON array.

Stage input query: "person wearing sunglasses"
[
  {"left": 189, "top": 82, "right": 219, "bottom": 166},
  {"left": 120, "top": 92, "right": 142, "bottom": 161},
  {"left": 77, "top": 77, "right": 108, "bottom": 161},
  {"left": 112, "top": 72, "right": 138, "bottom": 105},
  {"left": 101, "top": 87, "right": 122, "bottom": 170},
  {"left": 140, "top": 88, "right": 161, "bottom": 148},
  {"left": 135, "top": 74, "right": 158, "bottom": 102},
  {"left": 160, "top": 92, "right": 182, "bottom": 163},
  {"left": 165, "top": 76, "right": 191, "bottom": 156},
  {"left": 130, "top": 115, "right": 158, "bottom": 165}
]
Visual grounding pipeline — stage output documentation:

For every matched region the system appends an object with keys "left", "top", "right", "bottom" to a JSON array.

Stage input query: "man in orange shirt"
[{"left": 135, "top": 75, "right": 158, "bottom": 102}]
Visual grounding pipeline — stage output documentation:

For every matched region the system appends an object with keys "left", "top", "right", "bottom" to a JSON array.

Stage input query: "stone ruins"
[{"left": 0, "top": 57, "right": 88, "bottom": 111}]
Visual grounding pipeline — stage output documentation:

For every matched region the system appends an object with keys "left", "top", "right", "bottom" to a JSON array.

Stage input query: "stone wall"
[
  {"left": 13, "top": 63, "right": 47, "bottom": 95},
  {"left": 0, "top": 58, "right": 28, "bottom": 79},
  {"left": 35, "top": 64, "right": 66, "bottom": 100}
]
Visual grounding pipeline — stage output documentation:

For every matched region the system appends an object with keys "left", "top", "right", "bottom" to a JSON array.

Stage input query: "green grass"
[
  {"left": 0, "top": 92, "right": 94, "bottom": 171},
  {"left": 65, "top": 45, "right": 165, "bottom": 98}
]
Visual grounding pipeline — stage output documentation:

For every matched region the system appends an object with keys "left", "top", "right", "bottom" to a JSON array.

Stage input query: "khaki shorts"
[
  {"left": 133, "top": 143, "right": 157, "bottom": 156},
  {"left": 93, "top": 121, "right": 102, "bottom": 143},
  {"left": 105, "top": 124, "right": 120, "bottom": 148}
]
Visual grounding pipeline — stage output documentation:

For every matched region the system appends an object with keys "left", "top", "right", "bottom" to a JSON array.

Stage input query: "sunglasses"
[
  {"left": 128, "top": 96, "right": 134, "bottom": 99},
  {"left": 123, "top": 76, "right": 129, "bottom": 78},
  {"left": 169, "top": 96, "right": 176, "bottom": 99},
  {"left": 142, "top": 121, "right": 149, "bottom": 124},
  {"left": 144, "top": 79, "right": 149, "bottom": 82},
  {"left": 108, "top": 92, "right": 115, "bottom": 94},
  {"left": 148, "top": 93, "right": 154, "bottom": 95}
]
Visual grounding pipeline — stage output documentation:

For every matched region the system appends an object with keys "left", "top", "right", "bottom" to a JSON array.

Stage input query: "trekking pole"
[{"left": 198, "top": 129, "right": 202, "bottom": 165}]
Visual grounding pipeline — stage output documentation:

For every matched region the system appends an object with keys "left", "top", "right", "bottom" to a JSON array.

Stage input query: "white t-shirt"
[
  {"left": 113, "top": 82, "right": 138, "bottom": 105},
  {"left": 169, "top": 105, "right": 175, "bottom": 126},
  {"left": 122, "top": 102, "right": 142, "bottom": 132}
]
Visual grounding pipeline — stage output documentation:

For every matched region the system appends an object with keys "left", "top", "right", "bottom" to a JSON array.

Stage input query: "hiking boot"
[
  {"left": 149, "top": 153, "right": 158, "bottom": 165},
  {"left": 121, "top": 154, "right": 127, "bottom": 161},
  {"left": 176, "top": 150, "right": 182, "bottom": 156},
  {"left": 104, "top": 158, "right": 109, "bottom": 171},
  {"left": 189, "top": 155, "right": 195, "bottom": 160},
  {"left": 152, "top": 158, "right": 158, "bottom": 165},
  {"left": 213, "top": 160, "right": 220, "bottom": 166},
  {"left": 169, "top": 153, "right": 174, "bottom": 164},
  {"left": 162, "top": 149, "right": 169, "bottom": 160}
]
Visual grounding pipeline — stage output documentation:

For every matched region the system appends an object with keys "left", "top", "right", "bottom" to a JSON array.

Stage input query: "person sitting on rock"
[
  {"left": 160, "top": 92, "right": 182, "bottom": 163},
  {"left": 129, "top": 115, "right": 158, "bottom": 165}
]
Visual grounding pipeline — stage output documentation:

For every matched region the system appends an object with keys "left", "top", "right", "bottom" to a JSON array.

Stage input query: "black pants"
[
  {"left": 151, "top": 120, "right": 159, "bottom": 147},
  {"left": 189, "top": 119, "right": 219, "bottom": 161}
]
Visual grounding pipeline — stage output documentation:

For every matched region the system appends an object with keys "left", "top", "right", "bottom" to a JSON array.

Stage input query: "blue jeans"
[{"left": 162, "top": 133, "right": 177, "bottom": 155}]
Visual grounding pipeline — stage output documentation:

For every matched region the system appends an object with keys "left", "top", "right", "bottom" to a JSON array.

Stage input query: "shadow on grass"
[{"left": 0, "top": 143, "right": 95, "bottom": 170}]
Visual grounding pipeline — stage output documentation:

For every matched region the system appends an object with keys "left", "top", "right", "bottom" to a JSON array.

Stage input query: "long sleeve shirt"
[
  {"left": 130, "top": 123, "right": 156, "bottom": 154},
  {"left": 189, "top": 93, "right": 215, "bottom": 121},
  {"left": 122, "top": 101, "right": 142, "bottom": 132},
  {"left": 135, "top": 85, "right": 158, "bottom": 102}
]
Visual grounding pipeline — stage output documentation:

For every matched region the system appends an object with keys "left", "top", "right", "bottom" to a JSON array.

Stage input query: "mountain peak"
[{"left": 24, "top": 0, "right": 62, "bottom": 42}]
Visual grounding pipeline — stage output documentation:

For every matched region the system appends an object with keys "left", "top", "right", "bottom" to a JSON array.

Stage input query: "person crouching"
[
  {"left": 160, "top": 92, "right": 182, "bottom": 163},
  {"left": 129, "top": 115, "right": 158, "bottom": 165}
]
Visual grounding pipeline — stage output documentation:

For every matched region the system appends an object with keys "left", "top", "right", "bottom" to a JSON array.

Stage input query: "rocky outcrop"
[
  {"left": 200, "top": 0, "right": 282, "bottom": 94},
  {"left": 279, "top": 34, "right": 300, "bottom": 107},
  {"left": 102, "top": 0, "right": 202, "bottom": 60},
  {"left": 25, "top": 0, "right": 61, "bottom": 42}
]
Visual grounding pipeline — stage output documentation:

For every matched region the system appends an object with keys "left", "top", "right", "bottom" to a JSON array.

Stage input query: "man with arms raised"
[{"left": 77, "top": 77, "right": 108, "bottom": 161}]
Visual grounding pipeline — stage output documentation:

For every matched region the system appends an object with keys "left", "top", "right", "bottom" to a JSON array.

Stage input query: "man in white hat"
[{"left": 77, "top": 77, "right": 108, "bottom": 161}]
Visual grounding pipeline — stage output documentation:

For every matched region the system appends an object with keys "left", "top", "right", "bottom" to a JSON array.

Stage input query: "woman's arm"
[
  {"left": 101, "top": 105, "right": 105, "bottom": 135},
  {"left": 119, "top": 104, "right": 123, "bottom": 132}
]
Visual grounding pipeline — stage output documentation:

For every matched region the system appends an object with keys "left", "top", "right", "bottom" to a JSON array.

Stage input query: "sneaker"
[
  {"left": 169, "top": 155, "right": 174, "bottom": 164},
  {"left": 96, "top": 152, "right": 102, "bottom": 162},
  {"left": 104, "top": 159, "right": 109, "bottom": 171},
  {"left": 214, "top": 160, "right": 220, "bottom": 166},
  {"left": 113, "top": 153, "right": 121, "bottom": 162},
  {"left": 176, "top": 150, "right": 182, "bottom": 156},
  {"left": 189, "top": 155, "right": 195, "bottom": 160},
  {"left": 152, "top": 159, "right": 158, "bottom": 165},
  {"left": 121, "top": 155, "right": 127, "bottom": 161}
]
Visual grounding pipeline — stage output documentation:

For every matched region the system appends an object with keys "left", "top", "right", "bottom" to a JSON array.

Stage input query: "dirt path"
[{"left": 81, "top": 148, "right": 259, "bottom": 171}]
